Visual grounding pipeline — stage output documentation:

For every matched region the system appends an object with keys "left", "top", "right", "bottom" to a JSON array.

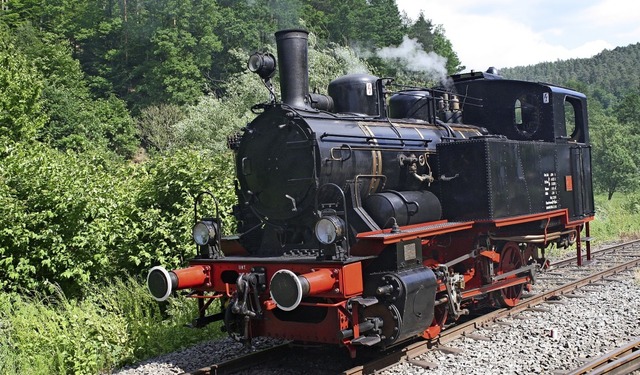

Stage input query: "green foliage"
[
  {"left": 173, "top": 95, "right": 250, "bottom": 152},
  {"left": 589, "top": 193, "right": 640, "bottom": 243},
  {"left": 0, "top": 26, "right": 46, "bottom": 144},
  {"left": 304, "top": 0, "right": 403, "bottom": 48},
  {"left": 41, "top": 89, "right": 138, "bottom": 157},
  {"left": 0, "top": 143, "right": 235, "bottom": 296},
  {"left": 621, "top": 192, "right": 640, "bottom": 215},
  {"left": 0, "top": 277, "right": 222, "bottom": 375},
  {"left": 141, "top": 0, "right": 223, "bottom": 106},
  {"left": 137, "top": 104, "right": 185, "bottom": 152},
  {"left": 208, "top": 2, "right": 276, "bottom": 81},
  {"left": 1, "top": 22, "right": 138, "bottom": 157},
  {"left": 590, "top": 111, "right": 640, "bottom": 200},
  {"left": 614, "top": 86, "right": 640, "bottom": 125},
  {"left": 0, "top": 144, "right": 134, "bottom": 295},
  {"left": 132, "top": 149, "right": 237, "bottom": 267},
  {"left": 3, "top": 0, "right": 463, "bottom": 110}
]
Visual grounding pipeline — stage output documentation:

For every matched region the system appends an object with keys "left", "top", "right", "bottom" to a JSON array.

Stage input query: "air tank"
[{"left": 364, "top": 190, "right": 442, "bottom": 228}]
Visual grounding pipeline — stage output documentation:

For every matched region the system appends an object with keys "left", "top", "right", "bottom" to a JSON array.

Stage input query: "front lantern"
[
  {"left": 192, "top": 220, "right": 218, "bottom": 246},
  {"left": 314, "top": 216, "right": 346, "bottom": 245},
  {"left": 248, "top": 52, "right": 277, "bottom": 80}
]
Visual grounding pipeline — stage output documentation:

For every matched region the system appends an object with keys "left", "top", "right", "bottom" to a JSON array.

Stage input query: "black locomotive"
[{"left": 147, "top": 29, "right": 595, "bottom": 356}]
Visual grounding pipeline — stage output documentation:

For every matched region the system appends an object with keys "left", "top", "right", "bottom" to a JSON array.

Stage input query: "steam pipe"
[
  {"left": 275, "top": 29, "right": 310, "bottom": 109},
  {"left": 147, "top": 265, "right": 209, "bottom": 302},
  {"left": 269, "top": 269, "right": 335, "bottom": 311}
]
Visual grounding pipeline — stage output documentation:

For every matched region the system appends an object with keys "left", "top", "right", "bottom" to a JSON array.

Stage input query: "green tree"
[
  {"left": 432, "top": 24, "right": 464, "bottom": 73},
  {"left": 137, "top": 104, "right": 185, "bottom": 152},
  {"left": 3, "top": 22, "right": 137, "bottom": 157},
  {"left": 302, "top": 0, "right": 404, "bottom": 48},
  {"left": 590, "top": 111, "right": 639, "bottom": 200},
  {"left": 207, "top": 1, "right": 277, "bottom": 85},
  {"left": 0, "top": 25, "right": 47, "bottom": 145},
  {"left": 3, "top": 0, "right": 225, "bottom": 109},
  {"left": 614, "top": 86, "right": 640, "bottom": 125},
  {"left": 407, "top": 13, "right": 436, "bottom": 51},
  {"left": 127, "top": 0, "right": 223, "bottom": 107}
]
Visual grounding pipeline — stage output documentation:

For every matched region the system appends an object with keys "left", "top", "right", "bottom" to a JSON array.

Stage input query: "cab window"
[{"left": 513, "top": 93, "right": 540, "bottom": 138}]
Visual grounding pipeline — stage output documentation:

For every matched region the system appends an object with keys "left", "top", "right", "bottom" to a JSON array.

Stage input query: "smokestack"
[{"left": 275, "top": 29, "right": 310, "bottom": 109}]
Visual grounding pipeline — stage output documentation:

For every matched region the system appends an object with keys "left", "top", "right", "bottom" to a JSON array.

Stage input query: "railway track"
[
  {"left": 179, "top": 341, "right": 292, "bottom": 375},
  {"left": 550, "top": 239, "right": 640, "bottom": 269},
  {"left": 178, "top": 240, "right": 640, "bottom": 375},
  {"left": 564, "top": 337, "right": 640, "bottom": 375}
]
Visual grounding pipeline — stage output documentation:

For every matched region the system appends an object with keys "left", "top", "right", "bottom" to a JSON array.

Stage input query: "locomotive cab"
[{"left": 451, "top": 76, "right": 589, "bottom": 144}]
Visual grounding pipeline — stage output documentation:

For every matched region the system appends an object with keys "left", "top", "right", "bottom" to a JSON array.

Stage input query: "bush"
[
  {"left": 0, "top": 144, "right": 128, "bottom": 295},
  {"left": 0, "top": 143, "right": 236, "bottom": 296},
  {"left": 137, "top": 104, "right": 185, "bottom": 152},
  {"left": 127, "top": 148, "right": 237, "bottom": 273}
]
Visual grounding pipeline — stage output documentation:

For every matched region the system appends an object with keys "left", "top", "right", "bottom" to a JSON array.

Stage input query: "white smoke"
[
  {"left": 333, "top": 46, "right": 371, "bottom": 75},
  {"left": 377, "top": 36, "right": 448, "bottom": 82}
]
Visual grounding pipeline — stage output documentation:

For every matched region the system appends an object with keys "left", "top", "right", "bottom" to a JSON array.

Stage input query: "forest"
[{"left": 1, "top": 0, "right": 639, "bottom": 373}]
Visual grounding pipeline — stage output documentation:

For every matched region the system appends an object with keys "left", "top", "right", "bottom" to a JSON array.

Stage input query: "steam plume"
[{"left": 377, "top": 36, "right": 448, "bottom": 82}]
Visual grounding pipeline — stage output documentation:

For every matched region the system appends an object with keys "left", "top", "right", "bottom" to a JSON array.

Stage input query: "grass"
[
  {"left": 589, "top": 192, "right": 640, "bottom": 243},
  {"left": 0, "top": 277, "right": 223, "bottom": 375},
  {"left": 544, "top": 192, "right": 640, "bottom": 260}
]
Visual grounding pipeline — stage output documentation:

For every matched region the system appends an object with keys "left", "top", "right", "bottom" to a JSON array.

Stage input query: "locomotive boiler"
[{"left": 147, "top": 29, "right": 595, "bottom": 356}]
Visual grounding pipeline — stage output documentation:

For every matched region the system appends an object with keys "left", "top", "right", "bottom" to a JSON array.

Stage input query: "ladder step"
[{"left": 351, "top": 335, "right": 381, "bottom": 346}]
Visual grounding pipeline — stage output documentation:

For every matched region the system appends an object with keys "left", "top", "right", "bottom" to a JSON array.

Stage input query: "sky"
[{"left": 395, "top": 0, "right": 640, "bottom": 72}]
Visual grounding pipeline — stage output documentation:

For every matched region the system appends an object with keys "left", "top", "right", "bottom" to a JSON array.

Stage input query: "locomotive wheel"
[{"left": 495, "top": 241, "right": 525, "bottom": 307}]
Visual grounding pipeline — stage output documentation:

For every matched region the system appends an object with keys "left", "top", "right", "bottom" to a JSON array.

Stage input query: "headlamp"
[
  {"left": 314, "top": 216, "right": 346, "bottom": 245},
  {"left": 192, "top": 220, "right": 217, "bottom": 246},
  {"left": 248, "top": 52, "right": 277, "bottom": 79}
]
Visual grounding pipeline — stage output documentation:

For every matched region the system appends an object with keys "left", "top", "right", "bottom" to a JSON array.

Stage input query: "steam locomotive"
[{"left": 147, "top": 29, "right": 595, "bottom": 357}]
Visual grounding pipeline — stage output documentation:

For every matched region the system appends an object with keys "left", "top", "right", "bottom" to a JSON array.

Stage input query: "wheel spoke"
[{"left": 495, "top": 242, "right": 525, "bottom": 307}]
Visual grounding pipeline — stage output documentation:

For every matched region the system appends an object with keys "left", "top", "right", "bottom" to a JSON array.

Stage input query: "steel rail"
[
  {"left": 564, "top": 337, "right": 640, "bottom": 375},
  {"left": 548, "top": 239, "right": 640, "bottom": 269},
  {"left": 180, "top": 341, "right": 292, "bottom": 375}
]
